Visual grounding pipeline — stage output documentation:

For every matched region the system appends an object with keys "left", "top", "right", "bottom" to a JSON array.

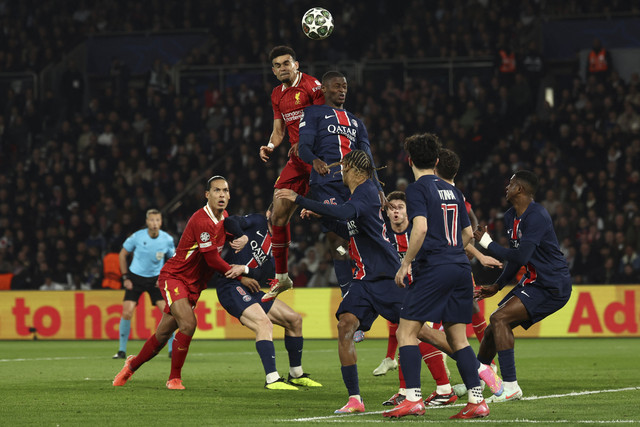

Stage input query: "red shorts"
[
  {"left": 274, "top": 154, "right": 311, "bottom": 196},
  {"left": 158, "top": 275, "right": 202, "bottom": 314}
]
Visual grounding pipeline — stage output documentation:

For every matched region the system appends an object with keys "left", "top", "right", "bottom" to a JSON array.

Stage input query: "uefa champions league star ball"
[{"left": 301, "top": 7, "right": 334, "bottom": 40}]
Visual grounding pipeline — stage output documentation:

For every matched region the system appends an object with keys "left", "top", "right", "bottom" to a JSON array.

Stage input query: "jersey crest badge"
[{"left": 295, "top": 92, "right": 301, "bottom": 104}]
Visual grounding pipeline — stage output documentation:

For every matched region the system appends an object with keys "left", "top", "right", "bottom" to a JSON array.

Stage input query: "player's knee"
[
  {"left": 337, "top": 317, "right": 357, "bottom": 338},
  {"left": 256, "top": 316, "right": 274, "bottom": 334},
  {"left": 489, "top": 311, "right": 509, "bottom": 328},
  {"left": 121, "top": 308, "right": 134, "bottom": 320},
  {"left": 287, "top": 312, "right": 302, "bottom": 334},
  {"left": 178, "top": 318, "right": 197, "bottom": 336}
]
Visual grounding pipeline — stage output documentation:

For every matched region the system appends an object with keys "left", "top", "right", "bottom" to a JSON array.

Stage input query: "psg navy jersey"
[
  {"left": 221, "top": 214, "right": 274, "bottom": 284},
  {"left": 345, "top": 180, "right": 400, "bottom": 281},
  {"left": 503, "top": 202, "right": 571, "bottom": 293},
  {"left": 406, "top": 175, "right": 471, "bottom": 266},
  {"left": 298, "top": 104, "right": 371, "bottom": 185}
]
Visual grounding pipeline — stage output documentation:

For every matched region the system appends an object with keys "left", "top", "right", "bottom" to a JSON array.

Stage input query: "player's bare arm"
[
  {"left": 461, "top": 225, "right": 473, "bottom": 248},
  {"left": 260, "top": 119, "right": 285, "bottom": 162},
  {"left": 225, "top": 264, "right": 247, "bottom": 279},
  {"left": 474, "top": 283, "right": 499, "bottom": 300},
  {"left": 118, "top": 248, "right": 133, "bottom": 290}
]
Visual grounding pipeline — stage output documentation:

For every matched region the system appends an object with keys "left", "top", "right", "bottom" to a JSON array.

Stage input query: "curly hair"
[
  {"left": 269, "top": 46, "right": 296, "bottom": 63},
  {"left": 403, "top": 133, "right": 442, "bottom": 170}
]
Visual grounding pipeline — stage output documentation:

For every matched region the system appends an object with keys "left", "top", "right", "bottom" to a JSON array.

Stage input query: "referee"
[{"left": 113, "top": 209, "right": 176, "bottom": 359}]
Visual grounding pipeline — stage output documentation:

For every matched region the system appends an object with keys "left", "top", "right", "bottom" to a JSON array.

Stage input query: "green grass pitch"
[{"left": 1, "top": 338, "right": 639, "bottom": 425}]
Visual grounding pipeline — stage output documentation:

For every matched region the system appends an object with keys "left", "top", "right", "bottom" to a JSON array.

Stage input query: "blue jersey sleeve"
[
  {"left": 122, "top": 232, "right": 137, "bottom": 252},
  {"left": 298, "top": 106, "right": 320, "bottom": 164},
  {"left": 405, "top": 183, "right": 427, "bottom": 221}
]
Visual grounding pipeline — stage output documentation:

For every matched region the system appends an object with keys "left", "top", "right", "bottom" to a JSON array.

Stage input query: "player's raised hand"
[
  {"left": 474, "top": 283, "right": 499, "bottom": 300},
  {"left": 230, "top": 235, "right": 248, "bottom": 253},
  {"left": 259, "top": 145, "right": 274, "bottom": 162},
  {"left": 240, "top": 276, "right": 260, "bottom": 293},
  {"left": 312, "top": 158, "right": 330, "bottom": 175},
  {"left": 225, "top": 264, "right": 247, "bottom": 279},
  {"left": 275, "top": 188, "right": 298, "bottom": 202}
]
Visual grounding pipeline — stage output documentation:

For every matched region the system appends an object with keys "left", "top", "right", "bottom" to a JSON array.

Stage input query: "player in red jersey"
[
  {"left": 113, "top": 175, "right": 253, "bottom": 390},
  {"left": 259, "top": 46, "right": 324, "bottom": 303}
]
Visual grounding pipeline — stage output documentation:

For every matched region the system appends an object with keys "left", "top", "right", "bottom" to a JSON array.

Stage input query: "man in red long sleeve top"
[{"left": 113, "top": 175, "right": 254, "bottom": 390}]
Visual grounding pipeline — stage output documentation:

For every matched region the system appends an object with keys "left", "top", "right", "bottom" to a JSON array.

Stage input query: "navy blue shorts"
[
  {"left": 216, "top": 280, "right": 275, "bottom": 319},
  {"left": 401, "top": 262, "right": 473, "bottom": 324},
  {"left": 336, "top": 278, "right": 406, "bottom": 332},
  {"left": 498, "top": 282, "right": 571, "bottom": 330},
  {"left": 310, "top": 182, "right": 352, "bottom": 233}
]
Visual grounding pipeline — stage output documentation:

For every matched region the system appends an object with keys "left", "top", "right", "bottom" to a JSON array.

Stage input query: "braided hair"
[{"left": 327, "top": 149, "right": 385, "bottom": 186}]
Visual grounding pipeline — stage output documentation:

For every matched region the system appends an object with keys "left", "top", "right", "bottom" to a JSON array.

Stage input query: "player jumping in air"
[
  {"left": 298, "top": 70, "right": 385, "bottom": 297},
  {"left": 259, "top": 46, "right": 324, "bottom": 303}
]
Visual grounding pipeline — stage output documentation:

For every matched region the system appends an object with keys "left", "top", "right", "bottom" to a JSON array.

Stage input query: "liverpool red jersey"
[
  {"left": 271, "top": 72, "right": 324, "bottom": 145},
  {"left": 160, "top": 205, "right": 229, "bottom": 292}
]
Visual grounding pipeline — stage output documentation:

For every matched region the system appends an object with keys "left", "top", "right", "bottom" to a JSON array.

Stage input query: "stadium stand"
[{"left": 0, "top": 0, "right": 639, "bottom": 290}]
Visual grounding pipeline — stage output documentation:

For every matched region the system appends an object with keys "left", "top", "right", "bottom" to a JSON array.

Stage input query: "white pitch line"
[
  {"left": 0, "top": 348, "right": 337, "bottom": 363},
  {"left": 286, "top": 386, "right": 640, "bottom": 423}
]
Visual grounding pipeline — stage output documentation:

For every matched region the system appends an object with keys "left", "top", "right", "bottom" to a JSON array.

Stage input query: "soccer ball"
[{"left": 301, "top": 7, "right": 334, "bottom": 40}]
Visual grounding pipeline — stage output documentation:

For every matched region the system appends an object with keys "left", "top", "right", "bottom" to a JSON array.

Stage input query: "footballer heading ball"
[{"left": 301, "top": 7, "right": 334, "bottom": 40}]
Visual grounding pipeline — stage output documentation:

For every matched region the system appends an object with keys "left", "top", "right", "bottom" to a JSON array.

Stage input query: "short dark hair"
[
  {"left": 322, "top": 70, "right": 345, "bottom": 84},
  {"left": 387, "top": 191, "right": 406, "bottom": 203},
  {"left": 435, "top": 148, "right": 460, "bottom": 181},
  {"left": 206, "top": 175, "right": 227, "bottom": 190},
  {"left": 513, "top": 170, "right": 539, "bottom": 196},
  {"left": 269, "top": 46, "right": 296, "bottom": 63},
  {"left": 403, "top": 133, "right": 441, "bottom": 170}
]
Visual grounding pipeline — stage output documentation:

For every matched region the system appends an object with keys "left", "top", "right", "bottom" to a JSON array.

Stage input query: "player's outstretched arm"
[
  {"left": 474, "top": 283, "right": 499, "bottom": 300},
  {"left": 260, "top": 119, "right": 285, "bottom": 162}
]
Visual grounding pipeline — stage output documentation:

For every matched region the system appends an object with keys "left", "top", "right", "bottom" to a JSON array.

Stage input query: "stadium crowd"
[{"left": 1, "top": 0, "right": 640, "bottom": 290}]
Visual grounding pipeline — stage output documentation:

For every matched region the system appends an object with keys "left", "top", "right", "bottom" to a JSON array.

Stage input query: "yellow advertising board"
[{"left": 0, "top": 285, "right": 638, "bottom": 340}]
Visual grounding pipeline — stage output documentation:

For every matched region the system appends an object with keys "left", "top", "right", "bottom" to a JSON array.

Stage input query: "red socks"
[
  {"left": 169, "top": 331, "right": 193, "bottom": 380},
  {"left": 130, "top": 334, "right": 165, "bottom": 371},
  {"left": 386, "top": 322, "right": 398, "bottom": 359},
  {"left": 271, "top": 224, "right": 291, "bottom": 274},
  {"left": 419, "top": 341, "right": 449, "bottom": 386},
  {"left": 472, "top": 311, "right": 487, "bottom": 343}
]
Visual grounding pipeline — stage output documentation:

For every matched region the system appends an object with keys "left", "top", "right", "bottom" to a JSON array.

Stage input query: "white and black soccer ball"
[{"left": 301, "top": 7, "right": 334, "bottom": 40}]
